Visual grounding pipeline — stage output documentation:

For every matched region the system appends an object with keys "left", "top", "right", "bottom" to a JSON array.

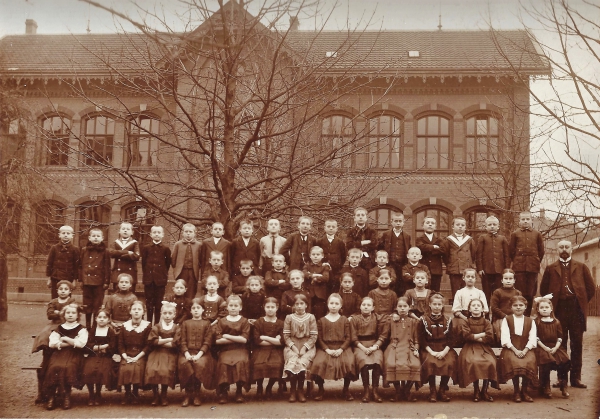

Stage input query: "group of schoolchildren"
[{"left": 32, "top": 207, "right": 573, "bottom": 410}]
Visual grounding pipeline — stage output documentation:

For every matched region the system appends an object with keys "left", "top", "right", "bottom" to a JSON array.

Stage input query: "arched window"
[
  {"left": 41, "top": 115, "right": 70, "bottom": 166},
  {"left": 76, "top": 202, "right": 110, "bottom": 247},
  {"left": 413, "top": 206, "right": 452, "bottom": 237},
  {"left": 122, "top": 203, "right": 156, "bottom": 247},
  {"left": 466, "top": 115, "right": 499, "bottom": 169},
  {"left": 368, "top": 115, "right": 403, "bottom": 169},
  {"left": 321, "top": 115, "right": 353, "bottom": 168},
  {"left": 34, "top": 201, "right": 66, "bottom": 254},
  {"left": 0, "top": 200, "right": 20, "bottom": 254},
  {"left": 464, "top": 206, "right": 497, "bottom": 239},
  {"left": 125, "top": 115, "right": 160, "bottom": 166},
  {"left": 416, "top": 115, "right": 450, "bottom": 169},
  {"left": 82, "top": 115, "right": 114, "bottom": 165},
  {"left": 0, "top": 119, "right": 25, "bottom": 163},
  {"left": 368, "top": 206, "right": 403, "bottom": 233}
]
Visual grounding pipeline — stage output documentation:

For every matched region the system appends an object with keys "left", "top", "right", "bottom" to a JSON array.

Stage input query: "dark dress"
[
  {"left": 250, "top": 317, "right": 284, "bottom": 381},
  {"left": 241, "top": 291, "right": 266, "bottom": 320},
  {"left": 383, "top": 316, "right": 421, "bottom": 384},
  {"left": 457, "top": 316, "right": 498, "bottom": 388},
  {"left": 81, "top": 326, "right": 116, "bottom": 387},
  {"left": 404, "top": 289, "right": 432, "bottom": 318},
  {"left": 534, "top": 317, "right": 570, "bottom": 368},
  {"left": 419, "top": 313, "right": 458, "bottom": 384},
  {"left": 350, "top": 314, "right": 387, "bottom": 370},
  {"left": 311, "top": 316, "right": 356, "bottom": 381},
  {"left": 367, "top": 288, "right": 398, "bottom": 317},
  {"left": 178, "top": 318, "right": 216, "bottom": 390},
  {"left": 340, "top": 291, "right": 361, "bottom": 317},
  {"left": 498, "top": 315, "right": 539, "bottom": 385},
  {"left": 118, "top": 320, "right": 151, "bottom": 386},
  {"left": 145, "top": 321, "right": 180, "bottom": 388},
  {"left": 43, "top": 323, "right": 87, "bottom": 391},
  {"left": 215, "top": 316, "right": 251, "bottom": 385},
  {"left": 197, "top": 294, "right": 227, "bottom": 323},
  {"left": 165, "top": 294, "right": 191, "bottom": 325},
  {"left": 32, "top": 297, "right": 75, "bottom": 353}
]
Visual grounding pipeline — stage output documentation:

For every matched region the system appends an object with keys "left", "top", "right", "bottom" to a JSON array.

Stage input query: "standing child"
[
  {"left": 490, "top": 269, "right": 522, "bottom": 343},
  {"left": 419, "top": 293, "right": 458, "bottom": 403},
  {"left": 214, "top": 295, "right": 251, "bottom": 404},
  {"left": 171, "top": 223, "right": 201, "bottom": 299},
  {"left": 280, "top": 216, "right": 317, "bottom": 270},
  {"left": 280, "top": 270, "right": 312, "bottom": 317},
  {"left": 82, "top": 308, "right": 116, "bottom": 406},
  {"left": 303, "top": 246, "right": 330, "bottom": 319},
  {"left": 241, "top": 276, "right": 266, "bottom": 323},
  {"left": 259, "top": 218, "right": 286, "bottom": 275},
  {"left": 232, "top": 259, "right": 255, "bottom": 295},
  {"left": 378, "top": 212, "right": 411, "bottom": 280},
  {"left": 105, "top": 273, "right": 138, "bottom": 335},
  {"left": 141, "top": 225, "right": 172, "bottom": 324},
  {"left": 198, "top": 276, "right": 228, "bottom": 325},
  {"left": 109, "top": 222, "right": 140, "bottom": 293},
  {"left": 451, "top": 268, "right": 488, "bottom": 342},
  {"left": 441, "top": 217, "right": 477, "bottom": 300},
  {"left": 199, "top": 222, "right": 231, "bottom": 280},
  {"left": 400, "top": 247, "right": 431, "bottom": 296},
  {"left": 477, "top": 216, "right": 511, "bottom": 304},
  {"left": 367, "top": 269, "right": 398, "bottom": 318},
  {"left": 404, "top": 270, "right": 432, "bottom": 320},
  {"left": 369, "top": 250, "right": 397, "bottom": 291},
  {"left": 46, "top": 225, "right": 79, "bottom": 299},
  {"left": 509, "top": 211, "right": 545, "bottom": 316},
  {"left": 283, "top": 294, "right": 318, "bottom": 403},
  {"left": 146, "top": 301, "right": 180, "bottom": 406},
  {"left": 230, "top": 219, "right": 261, "bottom": 275},
  {"left": 457, "top": 299, "right": 498, "bottom": 402},
  {"left": 165, "top": 279, "right": 191, "bottom": 325},
  {"left": 498, "top": 296, "right": 538, "bottom": 403},
  {"left": 251, "top": 298, "right": 285, "bottom": 400},
  {"left": 351, "top": 297, "right": 387, "bottom": 403},
  {"left": 179, "top": 299, "right": 216, "bottom": 407},
  {"left": 118, "top": 300, "right": 151, "bottom": 405},
  {"left": 346, "top": 207, "right": 378, "bottom": 271},
  {"left": 339, "top": 248, "right": 369, "bottom": 298},
  {"left": 43, "top": 303, "right": 88, "bottom": 411},
  {"left": 317, "top": 219, "right": 346, "bottom": 295},
  {"left": 264, "top": 254, "right": 290, "bottom": 302},
  {"left": 79, "top": 228, "right": 111, "bottom": 327},
  {"left": 201, "top": 250, "right": 230, "bottom": 299},
  {"left": 384, "top": 296, "right": 421, "bottom": 402},
  {"left": 339, "top": 273, "right": 361, "bottom": 319},
  {"left": 416, "top": 216, "right": 444, "bottom": 292},
  {"left": 534, "top": 297, "right": 570, "bottom": 398}
]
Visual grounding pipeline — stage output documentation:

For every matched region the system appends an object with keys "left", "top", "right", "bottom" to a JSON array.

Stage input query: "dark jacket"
[
  {"left": 279, "top": 232, "right": 317, "bottom": 270},
  {"left": 378, "top": 229, "right": 412, "bottom": 267},
  {"left": 316, "top": 236, "right": 346, "bottom": 275},
  {"left": 171, "top": 240, "right": 201, "bottom": 280},
  {"left": 508, "top": 228, "right": 545, "bottom": 273},
  {"left": 141, "top": 242, "right": 172, "bottom": 286},
  {"left": 46, "top": 242, "right": 80, "bottom": 281},
  {"left": 441, "top": 235, "right": 476, "bottom": 275},
  {"left": 303, "top": 262, "right": 330, "bottom": 300},
  {"left": 79, "top": 241, "right": 111, "bottom": 286},
  {"left": 199, "top": 237, "right": 231, "bottom": 273},
  {"left": 109, "top": 239, "right": 140, "bottom": 284},
  {"left": 345, "top": 225, "right": 378, "bottom": 262},
  {"left": 416, "top": 234, "right": 444, "bottom": 276},
  {"left": 476, "top": 233, "right": 510, "bottom": 275},
  {"left": 229, "top": 236, "right": 261, "bottom": 273}
]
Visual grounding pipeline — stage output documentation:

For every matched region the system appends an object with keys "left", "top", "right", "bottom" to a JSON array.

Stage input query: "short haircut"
[
  {"left": 271, "top": 254, "right": 285, "bottom": 262},
  {"left": 361, "top": 296, "right": 374, "bottom": 306},
  {"left": 264, "top": 297, "right": 279, "bottom": 307},
  {"left": 407, "top": 246, "right": 421, "bottom": 254},
  {"left": 239, "top": 259, "right": 254, "bottom": 267},
  {"left": 485, "top": 216, "right": 499, "bottom": 223},
  {"left": 462, "top": 268, "right": 477, "bottom": 278},
  {"left": 239, "top": 219, "right": 253, "bottom": 229},
  {"left": 310, "top": 246, "right": 323, "bottom": 254},
  {"left": 377, "top": 268, "right": 393, "bottom": 278},
  {"left": 347, "top": 248, "right": 362, "bottom": 257},
  {"left": 151, "top": 225, "right": 164, "bottom": 233},
  {"left": 182, "top": 223, "right": 196, "bottom": 231},
  {"left": 298, "top": 215, "right": 312, "bottom": 224},
  {"left": 324, "top": 219, "right": 337, "bottom": 225},
  {"left": 246, "top": 275, "right": 263, "bottom": 288},
  {"left": 519, "top": 211, "right": 531, "bottom": 217},
  {"left": 354, "top": 207, "right": 368, "bottom": 215},
  {"left": 120, "top": 222, "right": 133, "bottom": 230},
  {"left": 267, "top": 218, "right": 280, "bottom": 225},
  {"left": 423, "top": 216, "right": 437, "bottom": 224},
  {"left": 288, "top": 269, "right": 304, "bottom": 280},
  {"left": 328, "top": 293, "right": 343, "bottom": 305},
  {"left": 210, "top": 250, "right": 223, "bottom": 259},
  {"left": 212, "top": 222, "right": 224, "bottom": 229},
  {"left": 375, "top": 250, "right": 388, "bottom": 258},
  {"left": 59, "top": 225, "right": 74, "bottom": 232},
  {"left": 452, "top": 217, "right": 466, "bottom": 225},
  {"left": 56, "top": 280, "right": 74, "bottom": 291},
  {"left": 391, "top": 212, "right": 404, "bottom": 219},
  {"left": 413, "top": 269, "right": 429, "bottom": 279},
  {"left": 117, "top": 273, "right": 133, "bottom": 284},
  {"left": 89, "top": 227, "right": 103, "bottom": 236},
  {"left": 227, "top": 294, "right": 243, "bottom": 306}
]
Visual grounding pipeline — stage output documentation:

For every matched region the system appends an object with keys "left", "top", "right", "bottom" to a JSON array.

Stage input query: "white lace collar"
[
  {"left": 123, "top": 319, "right": 150, "bottom": 332},
  {"left": 540, "top": 317, "right": 555, "bottom": 323},
  {"left": 161, "top": 320, "right": 174, "bottom": 330}
]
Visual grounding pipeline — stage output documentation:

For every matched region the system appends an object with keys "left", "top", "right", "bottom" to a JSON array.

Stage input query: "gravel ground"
[{"left": 1, "top": 302, "right": 599, "bottom": 418}]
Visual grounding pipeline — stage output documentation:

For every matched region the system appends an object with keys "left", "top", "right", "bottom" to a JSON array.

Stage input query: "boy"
[
  {"left": 441, "top": 217, "right": 477, "bottom": 299},
  {"left": 316, "top": 219, "right": 346, "bottom": 295},
  {"left": 201, "top": 250, "right": 230, "bottom": 298},
  {"left": 79, "top": 227, "right": 111, "bottom": 327},
  {"left": 476, "top": 215, "right": 510, "bottom": 303},
  {"left": 345, "top": 207, "right": 378, "bottom": 270},
  {"left": 339, "top": 248, "right": 368, "bottom": 297},
  {"left": 230, "top": 219, "right": 260, "bottom": 275},
  {"left": 46, "top": 225, "right": 79, "bottom": 299},
  {"left": 378, "top": 212, "right": 411, "bottom": 279},
  {"left": 400, "top": 247, "right": 431, "bottom": 297},
  {"left": 109, "top": 222, "right": 140, "bottom": 293},
  {"left": 231, "top": 259, "right": 255, "bottom": 295},
  {"left": 339, "top": 273, "right": 361, "bottom": 318},
  {"left": 259, "top": 218, "right": 286, "bottom": 274},
  {"left": 416, "top": 216, "right": 444, "bottom": 292},
  {"left": 302, "top": 246, "right": 330, "bottom": 319},
  {"left": 509, "top": 211, "right": 544, "bottom": 316},
  {"left": 264, "top": 254, "right": 290, "bottom": 301},
  {"left": 200, "top": 222, "right": 230, "bottom": 277},
  {"left": 368, "top": 250, "right": 397, "bottom": 290},
  {"left": 279, "top": 215, "right": 316, "bottom": 270},
  {"left": 141, "top": 225, "right": 172, "bottom": 324},
  {"left": 105, "top": 273, "right": 138, "bottom": 330},
  {"left": 171, "top": 223, "right": 201, "bottom": 299}
]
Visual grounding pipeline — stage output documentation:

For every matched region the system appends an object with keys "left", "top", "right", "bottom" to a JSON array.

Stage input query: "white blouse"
[
  {"left": 500, "top": 315, "right": 537, "bottom": 350},
  {"left": 49, "top": 323, "right": 88, "bottom": 349}
]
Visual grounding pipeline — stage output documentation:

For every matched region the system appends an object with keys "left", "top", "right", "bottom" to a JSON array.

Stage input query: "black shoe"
[
  {"left": 46, "top": 396, "right": 56, "bottom": 411},
  {"left": 571, "top": 380, "right": 587, "bottom": 388}
]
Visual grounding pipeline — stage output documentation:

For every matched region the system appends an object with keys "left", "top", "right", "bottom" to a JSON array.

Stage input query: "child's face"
[
  {"left": 502, "top": 273, "right": 515, "bottom": 288},
  {"left": 469, "top": 300, "right": 483, "bottom": 317},
  {"left": 248, "top": 280, "right": 262, "bottom": 294},
  {"left": 118, "top": 277, "right": 132, "bottom": 292},
  {"left": 453, "top": 219, "right": 466, "bottom": 235},
  {"left": 212, "top": 224, "right": 224, "bottom": 238},
  {"left": 130, "top": 303, "right": 144, "bottom": 320},
  {"left": 96, "top": 311, "right": 109, "bottom": 327},
  {"left": 272, "top": 256, "right": 286, "bottom": 270},
  {"left": 161, "top": 307, "right": 175, "bottom": 323},
  {"left": 173, "top": 282, "right": 187, "bottom": 296},
  {"left": 89, "top": 230, "right": 104, "bottom": 245},
  {"left": 429, "top": 298, "right": 444, "bottom": 314},
  {"left": 182, "top": 227, "right": 196, "bottom": 241},
  {"left": 294, "top": 299, "right": 307, "bottom": 314},
  {"left": 377, "top": 273, "right": 391, "bottom": 289},
  {"left": 391, "top": 215, "right": 405, "bottom": 230},
  {"left": 512, "top": 300, "right": 526, "bottom": 316},
  {"left": 264, "top": 302, "right": 278, "bottom": 317},
  {"left": 190, "top": 303, "right": 204, "bottom": 319},
  {"left": 205, "top": 278, "right": 219, "bottom": 293},
  {"left": 354, "top": 210, "right": 368, "bottom": 226},
  {"left": 57, "top": 284, "right": 71, "bottom": 298},
  {"left": 348, "top": 252, "right": 361, "bottom": 266},
  {"left": 240, "top": 263, "right": 253, "bottom": 276},
  {"left": 341, "top": 276, "right": 354, "bottom": 292},
  {"left": 327, "top": 297, "right": 342, "bottom": 314},
  {"left": 407, "top": 248, "right": 422, "bottom": 263},
  {"left": 58, "top": 227, "right": 74, "bottom": 242},
  {"left": 298, "top": 218, "right": 312, "bottom": 235},
  {"left": 310, "top": 249, "right": 323, "bottom": 264},
  {"left": 240, "top": 223, "right": 253, "bottom": 238},
  {"left": 519, "top": 213, "right": 532, "bottom": 229},
  {"left": 227, "top": 300, "right": 241, "bottom": 316},
  {"left": 485, "top": 218, "right": 499, "bottom": 234},
  {"left": 210, "top": 255, "right": 223, "bottom": 268},
  {"left": 414, "top": 273, "right": 428, "bottom": 288},
  {"left": 396, "top": 300, "right": 410, "bottom": 316},
  {"left": 289, "top": 272, "right": 304, "bottom": 289},
  {"left": 324, "top": 221, "right": 338, "bottom": 236},
  {"left": 64, "top": 307, "right": 78, "bottom": 323},
  {"left": 360, "top": 298, "right": 374, "bottom": 315},
  {"left": 151, "top": 226, "right": 164, "bottom": 241},
  {"left": 537, "top": 301, "right": 552, "bottom": 318},
  {"left": 119, "top": 224, "right": 133, "bottom": 239},
  {"left": 267, "top": 219, "right": 280, "bottom": 234},
  {"left": 463, "top": 270, "right": 477, "bottom": 287},
  {"left": 376, "top": 252, "right": 388, "bottom": 265},
  {"left": 423, "top": 218, "right": 436, "bottom": 234}
]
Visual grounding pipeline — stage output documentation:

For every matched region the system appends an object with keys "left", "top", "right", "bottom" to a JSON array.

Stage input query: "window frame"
[
  {"left": 321, "top": 114, "right": 355, "bottom": 169},
  {"left": 368, "top": 205, "right": 404, "bottom": 233},
  {"left": 40, "top": 115, "right": 71, "bottom": 166},
  {"left": 464, "top": 206, "right": 498, "bottom": 239},
  {"left": 33, "top": 201, "right": 66, "bottom": 254},
  {"left": 0, "top": 118, "right": 26, "bottom": 163},
  {"left": 413, "top": 206, "right": 452, "bottom": 238},
  {"left": 465, "top": 114, "right": 500, "bottom": 170},
  {"left": 121, "top": 203, "right": 157, "bottom": 248},
  {"left": 125, "top": 114, "right": 161, "bottom": 167},
  {"left": 82, "top": 114, "right": 114, "bottom": 166},
  {"left": 367, "top": 114, "right": 404, "bottom": 170},
  {"left": 76, "top": 202, "right": 111, "bottom": 247},
  {"left": 415, "top": 114, "right": 452, "bottom": 170}
]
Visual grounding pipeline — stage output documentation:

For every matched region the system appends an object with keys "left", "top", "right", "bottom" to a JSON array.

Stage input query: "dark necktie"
[{"left": 271, "top": 236, "right": 276, "bottom": 254}]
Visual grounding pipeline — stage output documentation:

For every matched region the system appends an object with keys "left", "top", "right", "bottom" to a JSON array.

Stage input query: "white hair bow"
[
  {"left": 161, "top": 301, "right": 177, "bottom": 309},
  {"left": 533, "top": 293, "right": 553, "bottom": 304}
]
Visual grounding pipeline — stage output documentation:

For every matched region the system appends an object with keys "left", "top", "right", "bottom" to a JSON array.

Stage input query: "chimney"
[
  {"left": 289, "top": 16, "right": 299, "bottom": 31},
  {"left": 25, "top": 19, "right": 38, "bottom": 35}
]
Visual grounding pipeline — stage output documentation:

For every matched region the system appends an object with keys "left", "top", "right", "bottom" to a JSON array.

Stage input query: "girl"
[
  {"left": 251, "top": 297, "right": 285, "bottom": 400},
  {"left": 419, "top": 293, "right": 458, "bottom": 403},
  {"left": 145, "top": 301, "right": 180, "bottom": 406},
  {"left": 215, "top": 294, "right": 251, "bottom": 404},
  {"left": 367, "top": 269, "right": 398, "bottom": 317},
  {"left": 241, "top": 275, "right": 266, "bottom": 323},
  {"left": 283, "top": 293, "right": 318, "bottom": 403},
  {"left": 498, "top": 295, "right": 538, "bottom": 403},
  {"left": 118, "top": 300, "right": 151, "bottom": 405},
  {"left": 534, "top": 297, "right": 570, "bottom": 398},
  {"left": 383, "top": 296, "right": 421, "bottom": 402},
  {"left": 451, "top": 268, "right": 488, "bottom": 346},
  {"left": 198, "top": 275, "right": 227, "bottom": 324},
  {"left": 281, "top": 270, "right": 311, "bottom": 316},
  {"left": 311, "top": 293, "right": 357, "bottom": 402},
  {"left": 457, "top": 298, "right": 497, "bottom": 402},
  {"left": 81, "top": 308, "right": 116, "bottom": 406},
  {"left": 350, "top": 296, "right": 387, "bottom": 403},
  {"left": 43, "top": 303, "right": 88, "bottom": 410},
  {"left": 490, "top": 269, "right": 522, "bottom": 344},
  {"left": 179, "top": 298, "right": 216, "bottom": 407},
  {"left": 165, "top": 278, "right": 191, "bottom": 325},
  {"left": 404, "top": 270, "right": 432, "bottom": 320},
  {"left": 339, "top": 272, "right": 361, "bottom": 319}
]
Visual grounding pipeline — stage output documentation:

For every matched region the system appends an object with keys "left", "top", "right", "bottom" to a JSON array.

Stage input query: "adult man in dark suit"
[
  {"left": 416, "top": 216, "right": 444, "bottom": 292},
  {"left": 540, "top": 240, "right": 595, "bottom": 388}
]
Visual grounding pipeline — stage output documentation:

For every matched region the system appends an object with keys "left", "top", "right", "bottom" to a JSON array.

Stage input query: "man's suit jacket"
[
  {"left": 416, "top": 234, "right": 444, "bottom": 276},
  {"left": 345, "top": 225, "right": 378, "bottom": 260},
  {"left": 279, "top": 232, "right": 316, "bottom": 270},
  {"left": 171, "top": 240, "right": 201, "bottom": 279},
  {"left": 540, "top": 260, "right": 596, "bottom": 331},
  {"left": 378, "top": 230, "right": 412, "bottom": 267},
  {"left": 316, "top": 236, "right": 347, "bottom": 275},
  {"left": 476, "top": 233, "right": 510, "bottom": 275},
  {"left": 509, "top": 228, "right": 544, "bottom": 273},
  {"left": 229, "top": 236, "right": 260, "bottom": 273},
  {"left": 199, "top": 237, "right": 231, "bottom": 272}
]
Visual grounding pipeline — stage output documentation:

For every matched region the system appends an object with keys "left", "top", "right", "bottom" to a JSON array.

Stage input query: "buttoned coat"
[
  {"left": 110, "top": 239, "right": 140, "bottom": 284},
  {"left": 46, "top": 242, "right": 80, "bottom": 282},
  {"left": 476, "top": 233, "right": 510, "bottom": 275},
  {"left": 416, "top": 234, "right": 444, "bottom": 276},
  {"left": 508, "top": 229, "right": 544, "bottom": 273},
  {"left": 79, "top": 241, "right": 111, "bottom": 286},
  {"left": 279, "top": 232, "right": 317, "bottom": 270},
  {"left": 229, "top": 236, "right": 261, "bottom": 273},
  {"left": 141, "top": 242, "right": 172, "bottom": 286},
  {"left": 345, "top": 225, "right": 378, "bottom": 260},
  {"left": 316, "top": 236, "right": 347, "bottom": 275},
  {"left": 378, "top": 230, "right": 412, "bottom": 267},
  {"left": 441, "top": 235, "right": 476, "bottom": 275},
  {"left": 199, "top": 237, "right": 231, "bottom": 273}
]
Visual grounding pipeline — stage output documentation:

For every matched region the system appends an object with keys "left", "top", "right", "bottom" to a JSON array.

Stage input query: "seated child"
[
  {"left": 303, "top": 246, "right": 330, "bottom": 319},
  {"left": 368, "top": 250, "right": 397, "bottom": 290},
  {"left": 451, "top": 268, "right": 488, "bottom": 344},
  {"left": 400, "top": 247, "right": 431, "bottom": 296},
  {"left": 280, "top": 270, "right": 311, "bottom": 317},
  {"left": 232, "top": 260, "right": 254, "bottom": 295},
  {"left": 165, "top": 279, "right": 191, "bottom": 325},
  {"left": 367, "top": 269, "right": 398, "bottom": 318},
  {"left": 241, "top": 276, "right": 266, "bottom": 323},
  {"left": 264, "top": 254, "right": 290, "bottom": 301},
  {"left": 404, "top": 270, "right": 432, "bottom": 320},
  {"left": 339, "top": 273, "right": 361, "bottom": 319}
]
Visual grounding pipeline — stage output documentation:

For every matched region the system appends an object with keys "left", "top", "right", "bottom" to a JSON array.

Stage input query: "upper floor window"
[
  {"left": 368, "top": 206, "right": 403, "bottom": 233},
  {"left": 368, "top": 115, "right": 404, "bottom": 169},
  {"left": 34, "top": 201, "right": 66, "bottom": 254},
  {"left": 0, "top": 119, "right": 26, "bottom": 163},
  {"left": 76, "top": 202, "right": 110, "bottom": 247},
  {"left": 122, "top": 203, "right": 156, "bottom": 247},
  {"left": 466, "top": 115, "right": 499, "bottom": 169},
  {"left": 416, "top": 115, "right": 450, "bottom": 169},
  {"left": 321, "top": 115, "right": 353, "bottom": 168},
  {"left": 414, "top": 207, "right": 452, "bottom": 237},
  {"left": 83, "top": 115, "right": 114, "bottom": 166},
  {"left": 126, "top": 115, "right": 160, "bottom": 167},
  {"left": 41, "top": 115, "right": 70, "bottom": 166}
]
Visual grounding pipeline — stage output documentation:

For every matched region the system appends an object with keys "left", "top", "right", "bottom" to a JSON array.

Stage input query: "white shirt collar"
[
  {"left": 153, "top": 240, "right": 162, "bottom": 245},
  {"left": 559, "top": 257, "right": 572, "bottom": 263},
  {"left": 425, "top": 232, "right": 434, "bottom": 240}
]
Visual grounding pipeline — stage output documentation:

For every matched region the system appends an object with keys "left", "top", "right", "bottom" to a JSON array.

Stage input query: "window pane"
[
  {"left": 379, "top": 138, "right": 389, "bottom": 168},
  {"left": 478, "top": 137, "right": 487, "bottom": 160},
  {"left": 391, "top": 137, "right": 400, "bottom": 168},
  {"left": 380, "top": 116, "right": 390, "bottom": 135},
  {"left": 440, "top": 118, "right": 448, "bottom": 135},
  {"left": 140, "top": 118, "right": 151, "bottom": 133},
  {"left": 427, "top": 116, "right": 438, "bottom": 135},
  {"left": 466, "top": 117, "right": 475, "bottom": 136},
  {"left": 86, "top": 118, "right": 94, "bottom": 134},
  {"left": 476, "top": 118, "right": 487, "bottom": 135},
  {"left": 490, "top": 117, "right": 498, "bottom": 135},
  {"left": 322, "top": 118, "right": 330, "bottom": 135},
  {"left": 417, "top": 118, "right": 426, "bottom": 134},
  {"left": 96, "top": 116, "right": 106, "bottom": 134}
]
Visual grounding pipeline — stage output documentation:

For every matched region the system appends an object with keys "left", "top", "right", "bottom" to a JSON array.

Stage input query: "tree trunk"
[{"left": 0, "top": 254, "right": 8, "bottom": 321}]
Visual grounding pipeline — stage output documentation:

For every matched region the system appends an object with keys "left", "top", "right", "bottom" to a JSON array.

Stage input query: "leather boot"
[
  {"left": 46, "top": 395, "right": 56, "bottom": 411},
  {"left": 361, "top": 385, "right": 370, "bottom": 403},
  {"left": 62, "top": 388, "right": 71, "bottom": 410},
  {"left": 543, "top": 382, "right": 552, "bottom": 399},
  {"left": 521, "top": 383, "right": 534, "bottom": 402},
  {"left": 314, "top": 385, "right": 324, "bottom": 401},
  {"left": 371, "top": 386, "right": 383, "bottom": 403},
  {"left": 437, "top": 387, "right": 451, "bottom": 402},
  {"left": 151, "top": 388, "right": 160, "bottom": 406},
  {"left": 428, "top": 385, "right": 437, "bottom": 403},
  {"left": 473, "top": 384, "right": 480, "bottom": 402},
  {"left": 288, "top": 377, "right": 297, "bottom": 403},
  {"left": 481, "top": 380, "right": 493, "bottom": 402},
  {"left": 193, "top": 386, "right": 202, "bottom": 406},
  {"left": 559, "top": 380, "right": 570, "bottom": 398},
  {"left": 296, "top": 380, "right": 307, "bottom": 403}
]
